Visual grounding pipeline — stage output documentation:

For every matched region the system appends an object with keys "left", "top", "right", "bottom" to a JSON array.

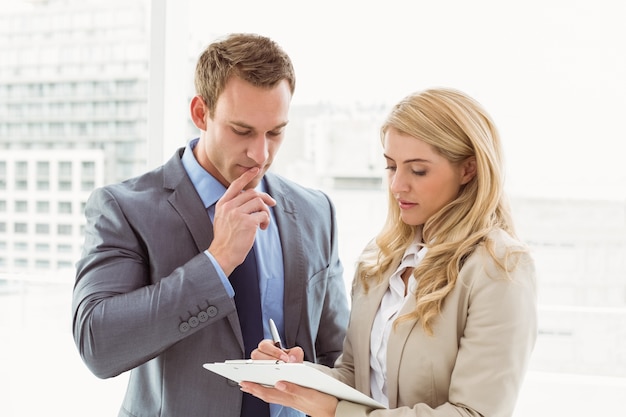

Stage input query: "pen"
[{"left": 269, "top": 318, "right": 283, "bottom": 349}]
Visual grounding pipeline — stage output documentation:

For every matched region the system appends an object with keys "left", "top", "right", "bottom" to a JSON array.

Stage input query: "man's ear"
[
  {"left": 460, "top": 156, "right": 477, "bottom": 185},
  {"left": 190, "top": 95, "right": 208, "bottom": 130}
]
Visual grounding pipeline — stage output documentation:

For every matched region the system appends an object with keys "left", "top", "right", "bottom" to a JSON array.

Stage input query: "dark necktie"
[{"left": 229, "top": 246, "right": 270, "bottom": 417}]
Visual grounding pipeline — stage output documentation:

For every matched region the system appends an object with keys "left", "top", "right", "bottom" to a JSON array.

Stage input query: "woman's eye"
[
  {"left": 385, "top": 166, "right": 397, "bottom": 172},
  {"left": 412, "top": 170, "right": 427, "bottom": 176}
]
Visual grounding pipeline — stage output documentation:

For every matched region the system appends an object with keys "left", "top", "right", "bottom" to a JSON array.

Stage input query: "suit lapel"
[
  {"left": 162, "top": 148, "right": 214, "bottom": 253},
  {"left": 263, "top": 174, "right": 304, "bottom": 347}
]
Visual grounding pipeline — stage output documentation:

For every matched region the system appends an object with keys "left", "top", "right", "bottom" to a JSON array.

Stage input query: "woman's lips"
[{"left": 398, "top": 199, "right": 417, "bottom": 210}]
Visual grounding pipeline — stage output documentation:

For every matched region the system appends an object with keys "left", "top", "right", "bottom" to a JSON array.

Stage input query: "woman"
[{"left": 241, "top": 88, "right": 538, "bottom": 417}]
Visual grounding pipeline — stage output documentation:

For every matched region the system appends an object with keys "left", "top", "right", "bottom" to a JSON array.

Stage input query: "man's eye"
[{"left": 232, "top": 128, "right": 251, "bottom": 136}]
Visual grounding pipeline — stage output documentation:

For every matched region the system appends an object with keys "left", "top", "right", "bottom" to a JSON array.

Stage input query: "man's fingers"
[
  {"left": 218, "top": 168, "right": 276, "bottom": 209},
  {"left": 221, "top": 167, "right": 260, "bottom": 201}
]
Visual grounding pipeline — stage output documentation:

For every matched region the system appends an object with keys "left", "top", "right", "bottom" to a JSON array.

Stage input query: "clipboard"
[{"left": 203, "top": 360, "right": 386, "bottom": 409}]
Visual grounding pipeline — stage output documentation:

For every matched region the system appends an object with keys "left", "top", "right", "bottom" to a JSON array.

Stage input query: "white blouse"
[{"left": 369, "top": 241, "right": 427, "bottom": 407}]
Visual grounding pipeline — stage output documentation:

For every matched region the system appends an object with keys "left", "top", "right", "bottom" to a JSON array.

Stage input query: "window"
[
  {"left": 36, "top": 201, "right": 50, "bottom": 213},
  {"left": 14, "top": 241, "right": 28, "bottom": 251},
  {"left": 15, "top": 161, "right": 28, "bottom": 176},
  {"left": 57, "top": 224, "right": 72, "bottom": 235},
  {"left": 36, "top": 161, "right": 49, "bottom": 177},
  {"left": 57, "top": 243, "right": 72, "bottom": 253},
  {"left": 13, "top": 258, "right": 28, "bottom": 268},
  {"left": 15, "top": 179, "right": 27, "bottom": 190},
  {"left": 14, "top": 223, "right": 27, "bottom": 234},
  {"left": 57, "top": 260, "right": 74, "bottom": 269},
  {"left": 35, "top": 259, "right": 50, "bottom": 269},
  {"left": 58, "top": 201, "right": 72, "bottom": 214},
  {"left": 36, "top": 243, "right": 50, "bottom": 252},
  {"left": 58, "top": 180, "right": 72, "bottom": 191},
  {"left": 35, "top": 223, "right": 49, "bottom": 234},
  {"left": 15, "top": 200, "right": 27, "bottom": 212},
  {"left": 58, "top": 161, "right": 72, "bottom": 177},
  {"left": 81, "top": 180, "right": 95, "bottom": 191},
  {"left": 82, "top": 161, "right": 95, "bottom": 177}
]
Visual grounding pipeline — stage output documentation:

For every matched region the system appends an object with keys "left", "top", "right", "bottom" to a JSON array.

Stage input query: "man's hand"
[
  {"left": 208, "top": 168, "right": 276, "bottom": 276},
  {"left": 251, "top": 339, "right": 305, "bottom": 364}
]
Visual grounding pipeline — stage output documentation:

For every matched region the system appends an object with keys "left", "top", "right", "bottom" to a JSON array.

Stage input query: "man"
[{"left": 72, "top": 33, "right": 349, "bottom": 417}]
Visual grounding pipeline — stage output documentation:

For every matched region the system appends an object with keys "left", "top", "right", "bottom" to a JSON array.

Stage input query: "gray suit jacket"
[
  {"left": 72, "top": 147, "right": 349, "bottom": 417},
  {"left": 316, "top": 229, "right": 537, "bottom": 417}
]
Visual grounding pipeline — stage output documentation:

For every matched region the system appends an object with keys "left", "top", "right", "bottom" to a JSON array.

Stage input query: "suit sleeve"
[{"left": 72, "top": 187, "right": 236, "bottom": 379}]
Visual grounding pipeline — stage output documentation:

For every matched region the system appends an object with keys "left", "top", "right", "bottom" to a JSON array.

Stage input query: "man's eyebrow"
[
  {"left": 231, "top": 121, "right": 289, "bottom": 130},
  {"left": 384, "top": 154, "right": 431, "bottom": 164}
]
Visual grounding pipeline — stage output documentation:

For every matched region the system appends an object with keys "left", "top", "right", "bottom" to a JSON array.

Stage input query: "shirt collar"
[
  {"left": 401, "top": 230, "right": 426, "bottom": 265},
  {"left": 399, "top": 233, "right": 428, "bottom": 294}
]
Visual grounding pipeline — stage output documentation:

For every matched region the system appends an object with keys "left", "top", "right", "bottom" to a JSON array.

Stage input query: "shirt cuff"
[{"left": 204, "top": 249, "right": 234, "bottom": 298}]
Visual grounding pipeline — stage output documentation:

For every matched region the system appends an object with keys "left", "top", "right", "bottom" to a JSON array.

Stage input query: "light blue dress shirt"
[{"left": 182, "top": 139, "right": 302, "bottom": 417}]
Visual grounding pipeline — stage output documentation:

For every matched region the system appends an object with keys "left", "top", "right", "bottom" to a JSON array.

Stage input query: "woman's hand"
[
  {"left": 251, "top": 339, "right": 304, "bottom": 364},
  {"left": 240, "top": 380, "right": 338, "bottom": 417}
]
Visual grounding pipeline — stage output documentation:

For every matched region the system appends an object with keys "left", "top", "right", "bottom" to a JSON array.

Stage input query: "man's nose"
[{"left": 247, "top": 135, "right": 269, "bottom": 165}]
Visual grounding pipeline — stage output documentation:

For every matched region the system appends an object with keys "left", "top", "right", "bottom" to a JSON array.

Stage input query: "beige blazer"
[{"left": 320, "top": 228, "right": 537, "bottom": 417}]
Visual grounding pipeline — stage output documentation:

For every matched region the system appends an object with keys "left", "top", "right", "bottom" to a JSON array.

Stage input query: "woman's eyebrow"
[{"left": 384, "top": 154, "right": 431, "bottom": 164}]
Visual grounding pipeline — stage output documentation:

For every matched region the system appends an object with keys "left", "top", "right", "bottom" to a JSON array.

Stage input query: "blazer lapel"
[
  {"left": 162, "top": 148, "right": 214, "bottom": 252},
  {"left": 264, "top": 174, "right": 304, "bottom": 347},
  {"left": 350, "top": 277, "right": 389, "bottom": 395},
  {"left": 385, "top": 292, "right": 419, "bottom": 408}
]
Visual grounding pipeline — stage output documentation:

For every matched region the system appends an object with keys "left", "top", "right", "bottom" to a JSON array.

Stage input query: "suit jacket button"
[
  {"left": 206, "top": 306, "right": 218, "bottom": 317},
  {"left": 179, "top": 321, "right": 190, "bottom": 332},
  {"left": 188, "top": 316, "right": 199, "bottom": 328},
  {"left": 197, "top": 311, "right": 209, "bottom": 322}
]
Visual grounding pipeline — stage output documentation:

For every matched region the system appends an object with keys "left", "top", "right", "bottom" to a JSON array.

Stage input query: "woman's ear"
[
  {"left": 190, "top": 95, "right": 208, "bottom": 130},
  {"left": 460, "top": 157, "right": 477, "bottom": 185}
]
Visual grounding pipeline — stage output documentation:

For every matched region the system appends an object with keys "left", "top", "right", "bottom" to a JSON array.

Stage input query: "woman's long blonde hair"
[{"left": 359, "top": 88, "right": 519, "bottom": 335}]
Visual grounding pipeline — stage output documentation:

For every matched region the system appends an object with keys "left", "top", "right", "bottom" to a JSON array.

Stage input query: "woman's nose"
[{"left": 389, "top": 170, "right": 408, "bottom": 194}]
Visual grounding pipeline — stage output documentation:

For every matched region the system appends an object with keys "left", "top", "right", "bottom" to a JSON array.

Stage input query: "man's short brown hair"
[{"left": 194, "top": 33, "right": 296, "bottom": 118}]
